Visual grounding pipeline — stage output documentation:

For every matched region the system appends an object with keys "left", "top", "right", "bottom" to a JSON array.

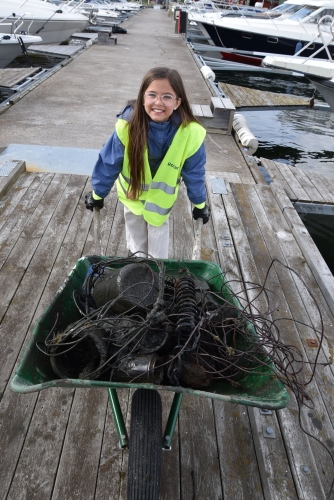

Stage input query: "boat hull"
[
  {"left": 0, "top": 19, "right": 89, "bottom": 44},
  {"left": 0, "top": 34, "right": 42, "bottom": 68},
  {"left": 200, "top": 22, "right": 334, "bottom": 59},
  {"left": 308, "top": 77, "right": 334, "bottom": 111}
]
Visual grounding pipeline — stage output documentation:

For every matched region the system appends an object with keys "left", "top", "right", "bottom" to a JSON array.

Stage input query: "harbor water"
[{"left": 216, "top": 69, "right": 334, "bottom": 274}]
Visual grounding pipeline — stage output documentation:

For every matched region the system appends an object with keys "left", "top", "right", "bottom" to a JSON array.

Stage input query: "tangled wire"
[
  {"left": 36, "top": 255, "right": 334, "bottom": 497},
  {"left": 37, "top": 256, "right": 329, "bottom": 402}
]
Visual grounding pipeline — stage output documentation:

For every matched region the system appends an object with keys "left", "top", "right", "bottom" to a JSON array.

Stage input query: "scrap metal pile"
[{"left": 39, "top": 257, "right": 321, "bottom": 403}]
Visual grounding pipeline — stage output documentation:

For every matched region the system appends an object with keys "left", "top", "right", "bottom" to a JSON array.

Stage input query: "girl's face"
[{"left": 143, "top": 78, "right": 181, "bottom": 123}]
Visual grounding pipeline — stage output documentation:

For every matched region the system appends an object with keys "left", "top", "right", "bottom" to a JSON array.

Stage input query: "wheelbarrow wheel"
[{"left": 127, "top": 389, "right": 162, "bottom": 500}]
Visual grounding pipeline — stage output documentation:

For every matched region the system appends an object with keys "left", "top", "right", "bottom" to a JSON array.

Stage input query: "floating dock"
[
  {"left": 219, "top": 82, "right": 311, "bottom": 110},
  {"left": 0, "top": 8, "right": 334, "bottom": 500}
]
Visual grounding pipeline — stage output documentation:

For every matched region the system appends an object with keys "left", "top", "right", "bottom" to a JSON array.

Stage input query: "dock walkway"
[{"left": 1, "top": 8, "right": 334, "bottom": 500}]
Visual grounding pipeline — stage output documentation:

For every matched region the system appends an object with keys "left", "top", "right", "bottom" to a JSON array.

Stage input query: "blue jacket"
[{"left": 92, "top": 105, "right": 207, "bottom": 205}]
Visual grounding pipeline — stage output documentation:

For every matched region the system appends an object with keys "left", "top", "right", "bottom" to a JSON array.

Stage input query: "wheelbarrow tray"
[{"left": 11, "top": 256, "right": 289, "bottom": 410}]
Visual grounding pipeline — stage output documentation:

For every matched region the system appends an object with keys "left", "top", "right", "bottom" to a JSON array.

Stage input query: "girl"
[{"left": 85, "top": 67, "right": 210, "bottom": 258}]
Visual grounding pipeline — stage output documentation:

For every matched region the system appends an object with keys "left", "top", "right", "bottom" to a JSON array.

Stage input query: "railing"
[
  {"left": 0, "top": 12, "right": 34, "bottom": 35},
  {"left": 294, "top": 15, "right": 334, "bottom": 62}
]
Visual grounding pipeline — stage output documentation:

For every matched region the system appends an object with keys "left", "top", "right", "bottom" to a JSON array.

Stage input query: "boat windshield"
[
  {"left": 270, "top": 3, "right": 299, "bottom": 13},
  {"left": 287, "top": 5, "right": 319, "bottom": 21},
  {"left": 266, "top": 3, "right": 307, "bottom": 19},
  {"left": 307, "top": 8, "right": 334, "bottom": 23}
]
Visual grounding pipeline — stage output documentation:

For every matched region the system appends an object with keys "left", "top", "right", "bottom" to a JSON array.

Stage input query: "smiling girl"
[{"left": 85, "top": 67, "right": 210, "bottom": 258}]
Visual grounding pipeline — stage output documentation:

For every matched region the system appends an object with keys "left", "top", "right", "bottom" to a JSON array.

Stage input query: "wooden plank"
[
  {"left": 0, "top": 68, "right": 41, "bottom": 88},
  {"left": 238, "top": 183, "right": 334, "bottom": 498},
  {"left": 170, "top": 183, "right": 194, "bottom": 260},
  {"left": 0, "top": 175, "right": 89, "bottom": 392},
  {"left": 91, "top": 184, "right": 119, "bottom": 257},
  {"left": 33, "top": 177, "right": 94, "bottom": 321},
  {"left": 0, "top": 173, "right": 69, "bottom": 325},
  {"left": 51, "top": 389, "right": 108, "bottom": 499},
  {"left": 205, "top": 173, "right": 243, "bottom": 294},
  {"left": 0, "top": 171, "right": 36, "bottom": 232},
  {"left": 193, "top": 185, "right": 265, "bottom": 496},
  {"left": 0, "top": 160, "right": 26, "bottom": 199},
  {"left": 0, "top": 176, "right": 95, "bottom": 497},
  {"left": 273, "top": 161, "right": 311, "bottom": 202},
  {"left": 95, "top": 389, "right": 130, "bottom": 500},
  {"left": 0, "top": 172, "right": 53, "bottom": 272},
  {"left": 324, "top": 176, "right": 334, "bottom": 198},
  {"left": 200, "top": 104, "right": 213, "bottom": 117},
  {"left": 206, "top": 173, "right": 273, "bottom": 498},
  {"left": 245, "top": 186, "right": 334, "bottom": 468},
  {"left": 270, "top": 182, "right": 334, "bottom": 317},
  {"left": 254, "top": 183, "right": 334, "bottom": 354},
  {"left": 252, "top": 187, "right": 334, "bottom": 488},
  {"left": 179, "top": 395, "right": 223, "bottom": 500},
  {"left": 29, "top": 44, "right": 82, "bottom": 56},
  {"left": 219, "top": 84, "right": 309, "bottom": 109},
  {"left": 221, "top": 185, "right": 299, "bottom": 500},
  {"left": 221, "top": 98, "right": 235, "bottom": 134},
  {"left": 285, "top": 165, "right": 326, "bottom": 203},
  {"left": 270, "top": 183, "right": 306, "bottom": 229},
  {"left": 219, "top": 83, "right": 243, "bottom": 108},
  {"left": 170, "top": 183, "right": 223, "bottom": 498},
  {"left": 160, "top": 392, "right": 181, "bottom": 500},
  {"left": 303, "top": 170, "right": 334, "bottom": 204},
  {"left": 221, "top": 97, "right": 235, "bottom": 111},
  {"left": 105, "top": 197, "right": 128, "bottom": 257},
  {"left": 291, "top": 221, "right": 334, "bottom": 317},
  {"left": 5, "top": 388, "right": 74, "bottom": 500},
  {"left": 214, "top": 402, "right": 264, "bottom": 499},
  {"left": 0, "top": 390, "right": 38, "bottom": 498},
  {"left": 191, "top": 104, "right": 203, "bottom": 117},
  {"left": 260, "top": 158, "right": 297, "bottom": 200}
]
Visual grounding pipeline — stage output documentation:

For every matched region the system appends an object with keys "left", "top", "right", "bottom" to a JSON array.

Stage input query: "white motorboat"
[
  {"left": 191, "top": 0, "right": 334, "bottom": 59},
  {"left": 0, "top": 0, "right": 91, "bottom": 44},
  {"left": 0, "top": 32, "right": 42, "bottom": 68},
  {"left": 262, "top": 15, "right": 334, "bottom": 110}
]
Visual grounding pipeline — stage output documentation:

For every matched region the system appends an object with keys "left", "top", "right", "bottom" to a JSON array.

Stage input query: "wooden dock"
[
  {"left": 219, "top": 82, "right": 311, "bottom": 110},
  {"left": 1, "top": 155, "right": 334, "bottom": 500},
  {"left": 1, "top": 8, "right": 334, "bottom": 500}
]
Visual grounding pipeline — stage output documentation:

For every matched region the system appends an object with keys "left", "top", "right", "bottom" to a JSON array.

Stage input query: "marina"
[{"left": 1, "top": 4, "right": 334, "bottom": 500}]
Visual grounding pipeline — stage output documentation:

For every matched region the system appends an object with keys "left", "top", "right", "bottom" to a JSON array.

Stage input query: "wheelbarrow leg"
[
  {"left": 162, "top": 392, "right": 183, "bottom": 449},
  {"left": 107, "top": 388, "right": 129, "bottom": 449}
]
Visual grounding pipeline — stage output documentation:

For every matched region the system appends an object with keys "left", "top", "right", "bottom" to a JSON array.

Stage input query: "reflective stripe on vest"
[{"left": 115, "top": 118, "right": 206, "bottom": 226}]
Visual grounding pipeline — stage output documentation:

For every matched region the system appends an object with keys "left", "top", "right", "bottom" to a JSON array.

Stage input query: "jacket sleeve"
[
  {"left": 181, "top": 143, "right": 207, "bottom": 205},
  {"left": 91, "top": 131, "right": 124, "bottom": 199}
]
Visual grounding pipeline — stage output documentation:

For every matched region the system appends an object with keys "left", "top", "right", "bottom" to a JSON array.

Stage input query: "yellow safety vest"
[{"left": 115, "top": 118, "right": 206, "bottom": 226}]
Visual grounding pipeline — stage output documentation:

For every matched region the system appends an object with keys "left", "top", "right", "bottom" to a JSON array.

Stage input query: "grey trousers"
[{"left": 123, "top": 205, "right": 169, "bottom": 259}]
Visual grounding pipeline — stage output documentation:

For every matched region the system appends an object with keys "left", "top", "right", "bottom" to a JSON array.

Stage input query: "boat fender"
[
  {"left": 200, "top": 65, "right": 215, "bottom": 81},
  {"left": 233, "top": 113, "right": 259, "bottom": 151}
]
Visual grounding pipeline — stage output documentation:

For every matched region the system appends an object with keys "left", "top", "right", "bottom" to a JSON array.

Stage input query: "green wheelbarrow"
[{"left": 11, "top": 255, "right": 289, "bottom": 500}]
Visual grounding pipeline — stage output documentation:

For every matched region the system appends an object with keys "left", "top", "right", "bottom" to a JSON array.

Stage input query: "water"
[{"left": 216, "top": 69, "right": 334, "bottom": 273}]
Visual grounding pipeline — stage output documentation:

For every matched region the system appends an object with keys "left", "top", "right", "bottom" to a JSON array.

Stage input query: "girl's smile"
[{"left": 143, "top": 79, "right": 181, "bottom": 123}]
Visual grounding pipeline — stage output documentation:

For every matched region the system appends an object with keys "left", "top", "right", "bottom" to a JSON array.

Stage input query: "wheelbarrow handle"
[
  {"left": 192, "top": 217, "right": 203, "bottom": 261},
  {"left": 94, "top": 206, "right": 102, "bottom": 256}
]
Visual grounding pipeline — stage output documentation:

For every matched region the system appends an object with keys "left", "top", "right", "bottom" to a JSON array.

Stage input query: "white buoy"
[
  {"left": 200, "top": 65, "right": 216, "bottom": 81},
  {"left": 233, "top": 113, "right": 259, "bottom": 153}
]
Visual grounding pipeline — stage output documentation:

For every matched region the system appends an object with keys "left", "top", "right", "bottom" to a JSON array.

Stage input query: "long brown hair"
[{"left": 126, "top": 67, "right": 200, "bottom": 199}]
